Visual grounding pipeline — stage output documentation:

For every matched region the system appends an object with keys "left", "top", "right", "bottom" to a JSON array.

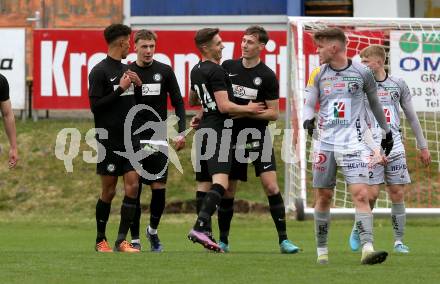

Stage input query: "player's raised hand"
[
  {"left": 419, "top": 148, "right": 431, "bottom": 167},
  {"left": 126, "top": 70, "right": 142, "bottom": 86},
  {"left": 119, "top": 73, "right": 131, "bottom": 90},
  {"left": 246, "top": 101, "right": 265, "bottom": 115},
  {"left": 381, "top": 131, "right": 394, "bottom": 156}
]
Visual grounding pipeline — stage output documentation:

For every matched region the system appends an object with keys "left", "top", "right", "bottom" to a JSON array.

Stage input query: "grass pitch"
[{"left": 1, "top": 214, "right": 439, "bottom": 284}]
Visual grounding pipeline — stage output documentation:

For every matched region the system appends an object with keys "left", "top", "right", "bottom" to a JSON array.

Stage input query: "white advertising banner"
[
  {"left": 390, "top": 31, "right": 440, "bottom": 112},
  {"left": 0, "top": 28, "right": 25, "bottom": 110}
]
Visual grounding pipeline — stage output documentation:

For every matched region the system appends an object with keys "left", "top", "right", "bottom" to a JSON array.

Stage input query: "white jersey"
[
  {"left": 304, "top": 60, "right": 388, "bottom": 152},
  {"left": 365, "top": 74, "right": 427, "bottom": 154}
]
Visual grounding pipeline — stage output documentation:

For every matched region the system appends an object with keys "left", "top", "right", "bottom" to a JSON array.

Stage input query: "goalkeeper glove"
[
  {"left": 303, "top": 118, "right": 315, "bottom": 137},
  {"left": 381, "top": 131, "right": 394, "bottom": 156}
]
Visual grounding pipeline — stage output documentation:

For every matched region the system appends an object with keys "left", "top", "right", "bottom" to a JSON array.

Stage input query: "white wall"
[{"left": 353, "top": 0, "right": 410, "bottom": 17}]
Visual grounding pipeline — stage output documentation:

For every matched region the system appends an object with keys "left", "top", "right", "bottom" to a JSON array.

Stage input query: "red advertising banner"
[{"left": 33, "top": 29, "right": 287, "bottom": 110}]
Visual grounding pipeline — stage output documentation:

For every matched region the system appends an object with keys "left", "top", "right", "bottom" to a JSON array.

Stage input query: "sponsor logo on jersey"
[
  {"left": 377, "top": 90, "right": 388, "bottom": 97},
  {"left": 384, "top": 86, "right": 400, "bottom": 91},
  {"left": 333, "top": 82, "right": 346, "bottom": 93},
  {"left": 312, "top": 152, "right": 327, "bottom": 172},
  {"left": 342, "top": 76, "right": 362, "bottom": 82},
  {"left": 334, "top": 102, "right": 345, "bottom": 118},
  {"left": 328, "top": 99, "right": 351, "bottom": 125},
  {"left": 347, "top": 162, "right": 368, "bottom": 169},
  {"left": 253, "top": 76, "right": 262, "bottom": 86},
  {"left": 322, "top": 76, "right": 339, "bottom": 81},
  {"left": 384, "top": 107, "right": 391, "bottom": 124},
  {"left": 232, "top": 84, "right": 258, "bottom": 100},
  {"left": 391, "top": 164, "right": 407, "bottom": 171},
  {"left": 313, "top": 152, "right": 327, "bottom": 165},
  {"left": 153, "top": 73, "right": 162, "bottom": 82},
  {"left": 323, "top": 82, "right": 332, "bottom": 95},
  {"left": 141, "top": 83, "right": 161, "bottom": 96}
]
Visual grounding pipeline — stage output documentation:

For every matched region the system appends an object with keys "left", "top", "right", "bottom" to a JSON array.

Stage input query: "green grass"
[{"left": 1, "top": 214, "right": 440, "bottom": 283}]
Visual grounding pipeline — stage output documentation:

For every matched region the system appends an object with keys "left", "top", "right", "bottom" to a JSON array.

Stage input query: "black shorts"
[
  {"left": 229, "top": 135, "right": 276, "bottom": 182},
  {"left": 139, "top": 142, "right": 169, "bottom": 185},
  {"left": 96, "top": 148, "right": 135, "bottom": 176},
  {"left": 195, "top": 127, "right": 233, "bottom": 182}
]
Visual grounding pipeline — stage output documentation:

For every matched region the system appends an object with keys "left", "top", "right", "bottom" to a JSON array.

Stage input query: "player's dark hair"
[
  {"left": 104, "top": 24, "right": 132, "bottom": 44},
  {"left": 244, "top": 25, "right": 269, "bottom": 44},
  {"left": 194, "top": 28, "right": 220, "bottom": 52},
  {"left": 313, "top": 27, "right": 347, "bottom": 45},
  {"left": 134, "top": 29, "right": 157, "bottom": 43}
]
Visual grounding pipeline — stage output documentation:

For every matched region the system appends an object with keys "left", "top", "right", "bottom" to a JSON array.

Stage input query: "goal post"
[{"left": 285, "top": 17, "right": 440, "bottom": 219}]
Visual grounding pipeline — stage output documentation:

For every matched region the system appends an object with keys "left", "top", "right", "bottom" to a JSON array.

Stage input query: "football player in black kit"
[
  {"left": 187, "top": 28, "right": 265, "bottom": 252},
  {"left": 0, "top": 73, "right": 18, "bottom": 169},
  {"left": 217, "top": 26, "right": 300, "bottom": 253},
  {"left": 128, "top": 29, "right": 186, "bottom": 252},
  {"left": 88, "top": 24, "right": 142, "bottom": 253}
]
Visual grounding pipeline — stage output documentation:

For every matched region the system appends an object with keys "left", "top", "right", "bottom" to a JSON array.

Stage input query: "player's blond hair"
[{"left": 359, "top": 45, "right": 386, "bottom": 61}]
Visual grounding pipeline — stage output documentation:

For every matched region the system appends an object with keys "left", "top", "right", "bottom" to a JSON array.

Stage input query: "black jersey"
[
  {"left": 190, "top": 60, "right": 233, "bottom": 128},
  {"left": 0, "top": 74, "right": 9, "bottom": 102},
  {"left": 222, "top": 58, "right": 279, "bottom": 129},
  {"left": 88, "top": 56, "right": 139, "bottom": 150},
  {"left": 129, "top": 60, "right": 185, "bottom": 140}
]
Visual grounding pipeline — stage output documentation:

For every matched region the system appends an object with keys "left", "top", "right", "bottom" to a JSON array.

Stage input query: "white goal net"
[{"left": 285, "top": 17, "right": 440, "bottom": 219}]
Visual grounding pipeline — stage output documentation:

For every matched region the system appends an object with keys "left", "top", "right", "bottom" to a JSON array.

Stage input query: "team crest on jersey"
[
  {"left": 348, "top": 82, "right": 359, "bottom": 94},
  {"left": 153, "top": 73, "right": 162, "bottom": 82},
  {"left": 390, "top": 91, "right": 400, "bottom": 101},
  {"left": 107, "top": 164, "right": 115, "bottom": 173},
  {"left": 253, "top": 77, "right": 262, "bottom": 86}
]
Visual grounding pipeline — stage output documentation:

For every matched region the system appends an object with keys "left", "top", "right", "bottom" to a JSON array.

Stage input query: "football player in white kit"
[
  {"left": 303, "top": 28, "right": 394, "bottom": 265},
  {"left": 349, "top": 45, "right": 431, "bottom": 254}
]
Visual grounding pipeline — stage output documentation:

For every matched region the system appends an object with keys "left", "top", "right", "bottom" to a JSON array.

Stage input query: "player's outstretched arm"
[
  {"left": 0, "top": 99, "right": 18, "bottom": 168},
  {"left": 398, "top": 80, "right": 431, "bottom": 166},
  {"left": 214, "top": 90, "right": 265, "bottom": 115}
]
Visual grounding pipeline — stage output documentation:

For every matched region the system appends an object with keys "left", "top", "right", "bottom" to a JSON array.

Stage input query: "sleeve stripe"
[{"left": 307, "top": 67, "right": 321, "bottom": 87}]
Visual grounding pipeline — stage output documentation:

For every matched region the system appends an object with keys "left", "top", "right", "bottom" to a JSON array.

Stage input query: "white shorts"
[
  {"left": 312, "top": 149, "right": 370, "bottom": 188},
  {"left": 369, "top": 151, "right": 411, "bottom": 185}
]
